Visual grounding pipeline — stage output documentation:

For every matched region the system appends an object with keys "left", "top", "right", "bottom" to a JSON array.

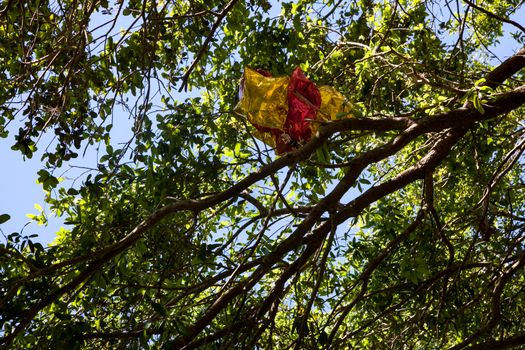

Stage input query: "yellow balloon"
[{"left": 235, "top": 67, "right": 289, "bottom": 130}]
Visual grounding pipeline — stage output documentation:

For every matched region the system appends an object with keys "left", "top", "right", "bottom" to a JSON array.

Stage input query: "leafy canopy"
[{"left": 2, "top": 0, "right": 525, "bottom": 349}]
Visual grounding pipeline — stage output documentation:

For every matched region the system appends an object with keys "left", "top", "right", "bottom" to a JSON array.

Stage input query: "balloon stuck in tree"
[{"left": 235, "top": 67, "right": 352, "bottom": 154}]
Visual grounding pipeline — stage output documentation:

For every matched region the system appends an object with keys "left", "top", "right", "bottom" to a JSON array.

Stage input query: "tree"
[{"left": 1, "top": 0, "right": 525, "bottom": 348}]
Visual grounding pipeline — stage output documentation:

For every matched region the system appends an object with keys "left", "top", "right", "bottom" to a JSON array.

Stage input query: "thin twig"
[{"left": 178, "top": 0, "right": 239, "bottom": 92}]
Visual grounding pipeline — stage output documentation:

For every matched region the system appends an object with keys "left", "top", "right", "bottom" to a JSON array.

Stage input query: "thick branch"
[
  {"left": 484, "top": 45, "right": 525, "bottom": 88},
  {"left": 335, "top": 127, "right": 468, "bottom": 223}
]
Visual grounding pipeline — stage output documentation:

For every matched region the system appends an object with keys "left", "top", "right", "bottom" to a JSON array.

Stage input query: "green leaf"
[
  {"left": 315, "top": 142, "right": 330, "bottom": 163},
  {"left": 152, "top": 302, "right": 167, "bottom": 317},
  {"left": 472, "top": 93, "right": 485, "bottom": 114},
  {"left": 0, "top": 214, "right": 10, "bottom": 224},
  {"left": 234, "top": 142, "right": 242, "bottom": 157}
]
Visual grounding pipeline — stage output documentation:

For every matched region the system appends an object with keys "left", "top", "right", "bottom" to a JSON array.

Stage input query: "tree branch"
[
  {"left": 178, "top": 0, "right": 239, "bottom": 91},
  {"left": 464, "top": 1, "right": 525, "bottom": 37},
  {"left": 483, "top": 45, "right": 525, "bottom": 88}
]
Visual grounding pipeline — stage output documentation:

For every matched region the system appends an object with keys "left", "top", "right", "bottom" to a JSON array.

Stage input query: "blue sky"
[
  {"left": 1, "top": 2, "right": 523, "bottom": 246},
  {"left": 0, "top": 136, "right": 61, "bottom": 243}
]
